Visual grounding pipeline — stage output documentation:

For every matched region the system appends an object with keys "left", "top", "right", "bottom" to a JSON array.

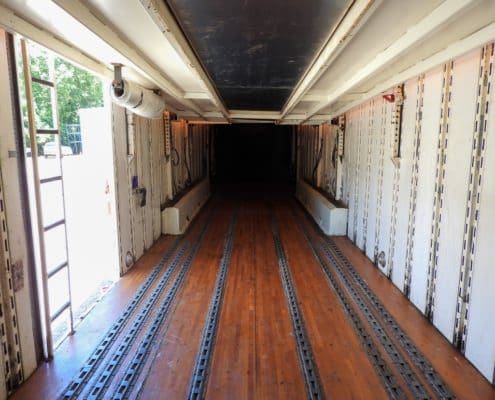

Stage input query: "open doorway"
[{"left": 15, "top": 39, "right": 119, "bottom": 355}]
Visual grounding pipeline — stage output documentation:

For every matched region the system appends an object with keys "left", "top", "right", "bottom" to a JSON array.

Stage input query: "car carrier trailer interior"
[{"left": 0, "top": 0, "right": 495, "bottom": 398}]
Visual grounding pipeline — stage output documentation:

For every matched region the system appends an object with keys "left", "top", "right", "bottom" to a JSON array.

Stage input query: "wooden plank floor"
[{"left": 10, "top": 191, "right": 495, "bottom": 399}]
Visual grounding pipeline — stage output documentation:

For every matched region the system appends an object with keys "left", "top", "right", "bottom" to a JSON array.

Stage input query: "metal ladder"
[{"left": 20, "top": 39, "right": 74, "bottom": 359}]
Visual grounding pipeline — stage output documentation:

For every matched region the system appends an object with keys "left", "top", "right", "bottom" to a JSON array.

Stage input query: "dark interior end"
[{"left": 212, "top": 124, "right": 293, "bottom": 186}]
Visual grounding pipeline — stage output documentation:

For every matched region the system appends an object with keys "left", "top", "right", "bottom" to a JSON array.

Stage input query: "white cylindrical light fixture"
[{"left": 110, "top": 79, "right": 165, "bottom": 118}]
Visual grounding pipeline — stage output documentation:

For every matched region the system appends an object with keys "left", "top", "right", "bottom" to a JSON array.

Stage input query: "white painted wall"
[
  {"left": 465, "top": 45, "right": 495, "bottom": 382},
  {"left": 390, "top": 78, "right": 417, "bottom": 289},
  {"left": 408, "top": 67, "right": 442, "bottom": 313},
  {"left": 364, "top": 99, "right": 381, "bottom": 261},
  {"left": 299, "top": 44, "right": 495, "bottom": 383},
  {"left": 375, "top": 102, "right": 394, "bottom": 276},
  {"left": 345, "top": 109, "right": 359, "bottom": 240},
  {"left": 432, "top": 51, "right": 480, "bottom": 339},
  {"left": 355, "top": 105, "right": 369, "bottom": 250},
  {"left": 112, "top": 111, "right": 212, "bottom": 273},
  {"left": 111, "top": 105, "right": 167, "bottom": 274}
]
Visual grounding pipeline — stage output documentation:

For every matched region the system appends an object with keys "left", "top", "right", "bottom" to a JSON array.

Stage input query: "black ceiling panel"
[{"left": 166, "top": 0, "right": 350, "bottom": 110}]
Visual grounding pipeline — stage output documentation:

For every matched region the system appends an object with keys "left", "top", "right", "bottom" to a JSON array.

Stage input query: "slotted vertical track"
[
  {"left": 352, "top": 106, "right": 364, "bottom": 243},
  {"left": 362, "top": 100, "right": 374, "bottom": 251},
  {"left": 425, "top": 61, "right": 454, "bottom": 320},
  {"left": 387, "top": 91, "right": 404, "bottom": 279},
  {"left": 403, "top": 75, "right": 425, "bottom": 296},
  {"left": 454, "top": 43, "right": 495, "bottom": 351},
  {"left": 374, "top": 100, "right": 387, "bottom": 262},
  {"left": 0, "top": 164, "right": 23, "bottom": 391}
]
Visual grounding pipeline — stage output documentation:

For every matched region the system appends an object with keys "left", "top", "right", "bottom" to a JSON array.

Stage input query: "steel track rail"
[
  {"left": 322, "top": 238, "right": 455, "bottom": 399},
  {"left": 112, "top": 207, "right": 224, "bottom": 400},
  {"left": 293, "top": 196, "right": 454, "bottom": 398},
  {"left": 85, "top": 243, "right": 190, "bottom": 399},
  {"left": 287, "top": 202, "right": 407, "bottom": 399},
  {"left": 270, "top": 209, "right": 324, "bottom": 400},
  {"left": 187, "top": 206, "right": 239, "bottom": 400},
  {"left": 60, "top": 235, "right": 183, "bottom": 399},
  {"left": 317, "top": 243, "right": 429, "bottom": 398}
]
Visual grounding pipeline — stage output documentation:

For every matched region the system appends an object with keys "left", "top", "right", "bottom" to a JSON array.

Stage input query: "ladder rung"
[
  {"left": 40, "top": 176, "right": 62, "bottom": 184},
  {"left": 37, "top": 129, "right": 59, "bottom": 135},
  {"left": 47, "top": 261, "right": 68, "bottom": 279},
  {"left": 50, "top": 301, "right": 71, "bottom": 322},
  {"left": 44, "top": 219, "right": 65, "bottom": 232},
  {"left": 32, "top": 77, "right": 54, "bottom": 87}
]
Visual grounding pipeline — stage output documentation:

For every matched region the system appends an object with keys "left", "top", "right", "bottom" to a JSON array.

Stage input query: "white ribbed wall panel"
[
  {"left": 432, "top": 50, "right": 480, "bottom": 339},
  {"left": 355, "top": 105, "right": 369, "bottom": 250},
  {"left": 407, "top": 67, "right": 442, "bottom": 313},
  {"left": 376, "top": 102, "right": 394, "bottom": 276},
  {"left": 465, "top": 46, "right": 495, "bottom": 382},
  {"left": 346, "top": 109, "right": 360, "bottom": 240},
  {"left": 319, "top": 43, "right": 495, "bottom": 382},
  {"left": 364, "top": 99, "right": 381, "bottom": 260},
  {"left": 112, "top": 106, "right": 166, "bottom": 273},
  {"left": 390, "top": 78, "right": 418, "bottom": 289}
]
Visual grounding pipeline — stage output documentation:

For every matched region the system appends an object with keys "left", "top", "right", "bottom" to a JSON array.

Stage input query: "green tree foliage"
[
  {"left": 55, "top": 58, "right": 104, "bottom": 145},
  {"left": 30, "top": 52, "right": 53, "bottom": 130},
  {"left": 19, "top": 45, "right": 104, "bottom": 149}
]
